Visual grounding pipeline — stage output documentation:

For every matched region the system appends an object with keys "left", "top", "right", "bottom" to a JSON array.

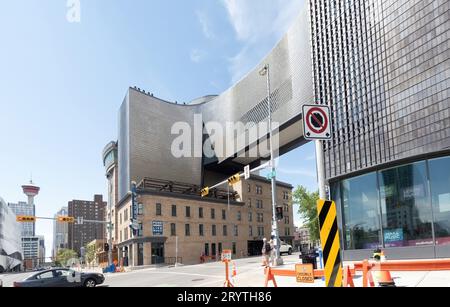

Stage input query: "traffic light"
[
  {"left": 16, "top": 216, "right": 36, "bottom": 223},
  {"left": 275, "top": 206, "right": 283, "bottom": 221},
  {"left": 104, "top": 243, "right": 109, "bottom": 252},
  {"left": 227, "top": 173, "right": 241, "bottom": 186},
  {"left": 201, "top": 187, "right": 209, "bottom": 197},
  {"left": 57, "top": 216, "right": 75, "bottom": 223}
]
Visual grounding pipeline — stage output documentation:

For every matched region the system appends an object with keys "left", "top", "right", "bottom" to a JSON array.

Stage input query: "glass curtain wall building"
[
  {"left": 310, "top": 0, "right": 450, "bottom": 259},
  {"left": 0, "top": 197, "right": 23, "bottom": 272}
]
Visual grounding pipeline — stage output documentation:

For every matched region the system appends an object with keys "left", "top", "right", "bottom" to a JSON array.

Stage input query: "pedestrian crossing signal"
[
  {"left": 275, "top": 207, "right": 283, "bottom": 221},
  {"left": 201, "top": 187, "right": 209, "bottom": 197},
  {"left": 57, "top": 216, "right": 75, "bottom": 223},
  {"left": 228, "top": 174, "right": 241, "bottom": 186},
  {"left": 16, "top": 216, "right": 36, "bottom": 223}
]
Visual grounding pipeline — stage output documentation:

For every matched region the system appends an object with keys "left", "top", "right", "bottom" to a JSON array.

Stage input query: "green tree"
[
  {"left": 292, "top": 185, "right": 320, "bottom": 243},
  {"left": 56, "top": 249, "right": 78, "bottom": 267},
  {"left": 84, "top": 243, "right": 97, "bottom": 265}
]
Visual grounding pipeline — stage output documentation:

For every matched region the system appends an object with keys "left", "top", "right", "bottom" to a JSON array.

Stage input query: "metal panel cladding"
[{"left": 310, "top": 0, "right": 450, "bottom": 180}]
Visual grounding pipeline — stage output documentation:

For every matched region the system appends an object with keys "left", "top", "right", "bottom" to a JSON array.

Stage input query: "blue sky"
[{"left": 0, "top": 0, "right": 316, "bottom": 258}]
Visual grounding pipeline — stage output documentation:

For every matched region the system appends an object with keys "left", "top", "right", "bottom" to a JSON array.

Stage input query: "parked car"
[
  {"left": 0, "top": 278, "right": 3, "bottom": 287},
  {"left": 13, "top": 268, "right": 105, "bottom": 288},
  {"left": 279, "top": 241, "right": 293, "bottom": 255}
]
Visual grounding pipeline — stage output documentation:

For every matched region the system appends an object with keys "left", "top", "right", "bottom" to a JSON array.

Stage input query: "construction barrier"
[
  {"left": 264, "top": 267, "right": 327, "bottom": 287},
  {"left": 317, "top": 200, "right": 343, "bottom": 287},
  {"left": 357, "top": 259, "right": 450, "bottom": 288},
  {"left": 263, "top": 258, "right": 450, "bottom": 287}
]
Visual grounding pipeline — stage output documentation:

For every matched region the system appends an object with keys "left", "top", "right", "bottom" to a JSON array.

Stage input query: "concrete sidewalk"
[{"left": 244, "top": 255, "right": 450, "bottom": 287}]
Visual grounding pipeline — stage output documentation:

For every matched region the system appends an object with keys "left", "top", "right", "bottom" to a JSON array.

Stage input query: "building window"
[
  {"left": 124, "top": 208, "right": 128, "bottom": 222},
  {"left": 284, "top": 216, "right": 289, "bottom": 224},
  {"left": 186, "top": 206, "right": 191, "bottom": 218},
  {"left": 199, "top": 207, "right": 204, "bottom": 218},
  {"left": 204, "top": 243, "right": 209, "bottom": 256},
  {"left": 170, "top": 223, "right": 176, "bottom": 236},
  {"left": 429, "top": 157, "right": 450, "bottom": 246},
  {"left": 199, "top": 224, "right": 204, "bottom": 236},
  {"left": 237, "top": 211, "right": 241, "bottom": 221},
  {"left": 211, "top": 243, "right": 216, "bottom": 256},
  {"left": 256, "top": 200, "right": 263, "bottom": 209},
  {"left": 211, "top": 209, "right": 215, "bottom": 219},
  {"left": 284, "top": 204, "right": 289, "bottom": 213},
  {"left": 232, "top": 242, "right": 236, "bottom": 255},
  {"left": 185, "top": 224, "right": 190, "bottom": 236},
  {"left": 247, "top": 184, "right": 251, "bottom": 193},
  {"left": 124, "top": 228, "right": 128, "bottom": 241},
  {"left": 156, "top": 203, "right": 162, "bottom": 216},
  {"left": 138, "top": 203, "right": 144, "bottom": 215},
  {"left": 119, "top": 230, "right": 122, "bottom": 242},
  {"left": 119, "top": 213, "right": 122, "bottom": 225},
  {"left": 341, "top": 172, "right": 381, "bottom": 250},
  {"left": 379, "top": 161, "right": 432, "bottom": 248},
  {"left": 223, "top": 225, "right": 227, "bottom": 236},
  {"left": 218, "top": 243, "right": 223, "bottom": 254},
  {"left": 258, "top": 226, "right": 264, "bottom": 237},
  {"left": 283, "top": 191, "right": 290, "bottom": 200},
  {"left": 257, "top": 213, "right": 264, "bottom": 223},
  {"left": 212, "top": 225, "right": 217, "bottom": 236},
  {"left": 256, "top": 186, "right": 262, "bottom": 195},
  {"left": 248, "top": 212, "right": 252, "bottom": 222},
  {"left": 172, "top": 205, "right": 177, "bottom": 217},
  {"left": 137, "top": 223, "right": 143, "bottom": 237},
  {"left": 222, "top": 209, "right": 226, "bottom": 220},
  {"left": 234, "top": 225, "right": 238, "bottom": 236},
  {"left": 285, "top": 228, "right": 290, "bottom": 236},
  {"left": 249, "top": 226, "right": 253, "bottom": 236},
  {"left": 248, "top": 198, "right": 252, "bottom": 208}
]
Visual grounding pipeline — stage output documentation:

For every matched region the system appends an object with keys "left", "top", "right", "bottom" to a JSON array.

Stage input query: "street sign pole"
[{"left": 316, "top": 140, "right": 327, "bottom": 200}]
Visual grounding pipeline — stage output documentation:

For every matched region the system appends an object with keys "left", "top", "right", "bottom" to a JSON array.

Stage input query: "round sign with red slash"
[{"left": 302, "top": 104, "right": 332, "bottom": 140}]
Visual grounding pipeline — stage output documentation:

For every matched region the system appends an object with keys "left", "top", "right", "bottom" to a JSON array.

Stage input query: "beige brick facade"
[{"left": 113, "top": 176, "right": 294, "bottom": 266}]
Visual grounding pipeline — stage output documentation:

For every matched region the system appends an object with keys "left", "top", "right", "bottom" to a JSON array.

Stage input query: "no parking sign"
[{"left": 302, "top": 104, "right": 332, "bottom": 141}]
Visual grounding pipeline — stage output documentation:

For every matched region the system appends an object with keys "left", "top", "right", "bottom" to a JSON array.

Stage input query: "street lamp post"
[{"left": 259, "top": 64, "right": 283, "bottom": 266}]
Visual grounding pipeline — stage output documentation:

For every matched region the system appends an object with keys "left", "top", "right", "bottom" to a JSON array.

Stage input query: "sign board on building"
[
  {"left": 221, "top": 249, "right": 232, "bottom": 263},
  {"left": 303, "top": 104, "right": 332, "bottom": 140},
  {"left": 130, "top": 219, "right": 139, "bottom": 230},
  {"left": 244, "top": 165, "right": 250, "bottom": 180},
  {"left": 296, "top": 264, "right": 314, "bottom": 283},
  {"left": 152, "top": 221, "right": 164, "bottom": 236}
]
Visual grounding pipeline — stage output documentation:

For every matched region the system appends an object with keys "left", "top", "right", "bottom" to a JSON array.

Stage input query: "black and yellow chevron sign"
[{"left": 317, "top": 199, "right": 342, "bottom": 287}]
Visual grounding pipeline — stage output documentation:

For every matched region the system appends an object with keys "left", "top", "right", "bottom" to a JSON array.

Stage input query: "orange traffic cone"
[{"left": 377, "top": 270, "right": 396, "bottom": 287}]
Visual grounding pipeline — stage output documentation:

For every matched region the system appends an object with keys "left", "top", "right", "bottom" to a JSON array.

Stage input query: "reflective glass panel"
[
  {"left": 342, "top": 172, "right": 381, "bottom": 250},
  {"left": 429, "top": 157, "right": 450, "bottom": 246},
  {"left": 379, "top": 162, "right": 433, "bottom": 247}
]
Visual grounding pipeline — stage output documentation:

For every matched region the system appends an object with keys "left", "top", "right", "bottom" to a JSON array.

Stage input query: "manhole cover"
[{"left": 192, "top": 279, "right": 205, "bottom": 282}]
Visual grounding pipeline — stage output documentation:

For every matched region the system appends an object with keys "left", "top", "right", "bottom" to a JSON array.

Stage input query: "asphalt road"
[
  {"left": 0, "top": 253, "right": 303, "bottom": 287},
  {"left": 2, "top": 253, "right": 450, "bottom": 287}
]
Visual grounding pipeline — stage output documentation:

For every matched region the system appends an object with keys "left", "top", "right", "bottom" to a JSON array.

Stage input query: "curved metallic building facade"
[
  {"left": 117, "top": 5, "right": 313, "bottom": 200},
  {"left": 113, "top": 0, "right": 449, "bottom": 260},
  {"left": 0, "top": 197, "right": 23, "bottom": 272}
]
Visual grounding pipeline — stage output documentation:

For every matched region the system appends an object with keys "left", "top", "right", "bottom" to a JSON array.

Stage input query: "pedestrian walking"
[
  {"left": 261, "top": 238, "right": 271, "bottom": 267},
  {"left": 269, "top": 239, "right": 275, "bottom": 265}
]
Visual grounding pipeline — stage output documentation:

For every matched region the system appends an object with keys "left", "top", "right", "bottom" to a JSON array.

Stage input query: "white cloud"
[
  {"left": 305, "top": 153, "right": 316, "bottom": 161},
  {"left": 190, "top": 49, "right": 207, "bottom": 63},
  {"left": 222, "top": 0, "right": 305, "bottom": 83},
  {"left": 196, "top": 10, "right": 215, "bottom": 40}
]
